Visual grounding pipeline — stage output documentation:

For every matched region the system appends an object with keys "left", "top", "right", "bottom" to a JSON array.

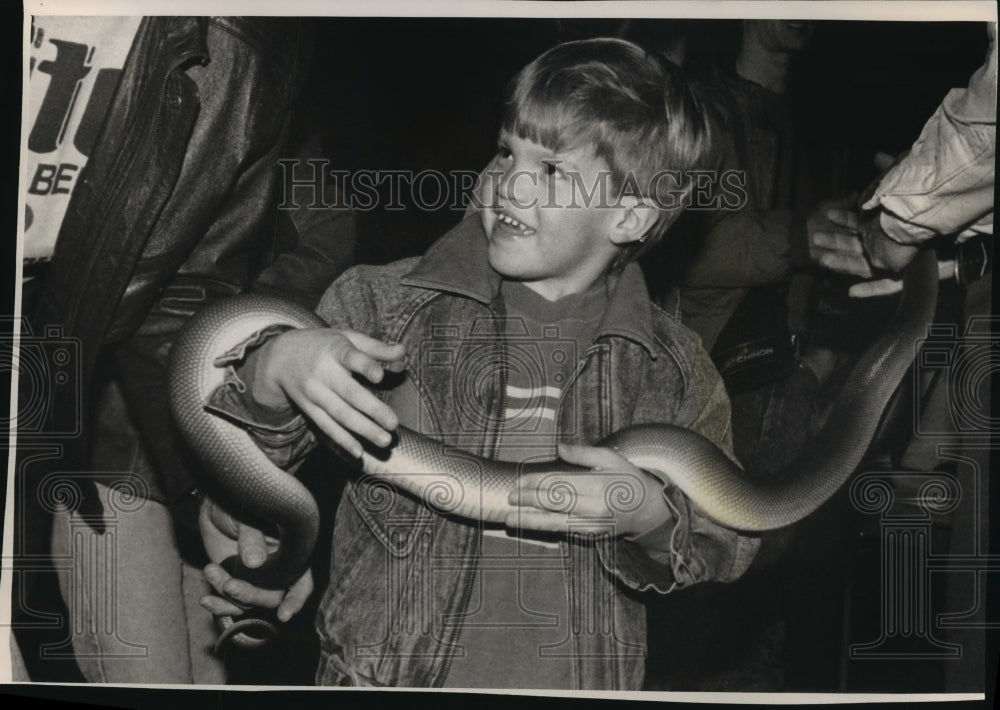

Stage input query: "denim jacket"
[{"left": 211, "top": 215, "right": 759, "bottom": 689}]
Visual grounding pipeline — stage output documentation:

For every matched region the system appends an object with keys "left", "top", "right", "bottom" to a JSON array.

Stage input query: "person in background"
[
  {"left": 641, "top": 20, "right": 826, "bottom": 691},
  {"left": 671, "top": 20, "right": 815, "bottom": 355},
  {"left": 14, "top": 16, "right": 356, "bottom": 683},
  {"left": 808, "top": 21, "right": 994, "bottom": 693}
]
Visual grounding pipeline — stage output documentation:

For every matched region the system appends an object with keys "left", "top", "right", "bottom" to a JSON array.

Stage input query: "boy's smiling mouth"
[{"left": 493, "top": 210, "right": 536, "bottom": 236}]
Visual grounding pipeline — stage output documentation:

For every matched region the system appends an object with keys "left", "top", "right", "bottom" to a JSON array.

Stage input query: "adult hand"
[
  {"left": 844, "top": 258, "right": 956, "bottom": 298},
  {"left": 198, "top": 498, "right": 314, "bottom": 623},
  {"left": 857, "top": 213, "right": 920, "bottom": 273},
  {"left": 808, "top": 202, "right": 872, "bottom": 278},
  {"left": 254, "top": 328, "right": 407, "bottom": 458},
  {"left": 808, "top": 200, "right": 950, "bottom": 298},
  {"left": 506, "top": 444, "right": 672, "bottom": 538},
  {"left": 844, "top": 150, "right": 917, "bottom": 273}
]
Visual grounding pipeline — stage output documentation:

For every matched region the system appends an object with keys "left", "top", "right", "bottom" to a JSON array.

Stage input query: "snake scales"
[{"left": 167, "top": 248, "right": 938, "bottom": 649}]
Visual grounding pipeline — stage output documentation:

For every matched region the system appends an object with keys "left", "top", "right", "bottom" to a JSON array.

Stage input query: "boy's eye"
[
  {"left": 496, "top": 145, "right": 512, "bottom": 162},
  {"left": 542, "top": 161, "right": 564, "bottom": 179}
]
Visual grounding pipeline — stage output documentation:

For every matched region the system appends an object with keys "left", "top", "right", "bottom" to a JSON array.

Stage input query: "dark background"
[{"left": 289, "top": 18, "right": 988, "bottom": 265}]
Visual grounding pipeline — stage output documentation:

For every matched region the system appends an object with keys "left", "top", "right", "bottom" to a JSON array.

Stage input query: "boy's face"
[{"left": 480, "top": 132, "right": 634, "bottom": 301}]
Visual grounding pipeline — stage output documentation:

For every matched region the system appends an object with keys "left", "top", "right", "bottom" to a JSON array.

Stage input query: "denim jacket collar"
[{"left": 400, "top": 215, "right": 660, "bottom": 358}]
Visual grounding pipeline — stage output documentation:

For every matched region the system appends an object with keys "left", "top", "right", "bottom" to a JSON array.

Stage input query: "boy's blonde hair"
[{"left": 502, "top": 38, "right": 713, "bottom": 269}]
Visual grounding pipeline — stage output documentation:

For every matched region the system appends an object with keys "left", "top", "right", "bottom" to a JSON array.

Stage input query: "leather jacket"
[{"left": 20, "top": 17, "right": 352, "bottom": 535}]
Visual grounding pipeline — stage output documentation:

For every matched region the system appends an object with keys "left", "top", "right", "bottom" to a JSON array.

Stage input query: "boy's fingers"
[
  {"left": 510, "top": 474, "right": 607, "bottom": 515},
  {"left": 289, "top": 366, "right": 398, "bottom": 435},
  {"left": 339, "top": 345, "right": 391, "bottom": 384},
  {"left": 557, "top": 443, "right": 628, "bottom": 470},
  {"left": 341, "top": 332, "right": 407, "bottom": 369},
  {"left": 505, "top": 509, "right": 615, "bottom": 535},
  {"left": 508, "top": 482, "right": 574, "bottom": 511},
  {"left": 306, "top": 388, "right": 394, "bottom": 449},
  {"left": 327, "top": 376, "right": 399, "bottom": 432},
  {"left": 298, "top": 401, "right": 364, "bottom": 459},
  {"left": 505, "top": 509, "right": 567, "bottom": 532},
  {"left": 347, "top": 332, "right": 407, "bottom": 361},
  {"left": 382, "top": 357, "right": 408, "bottom": 373},
  {"left": 507, "top": 485, "right": 565, "bottom": 510}
]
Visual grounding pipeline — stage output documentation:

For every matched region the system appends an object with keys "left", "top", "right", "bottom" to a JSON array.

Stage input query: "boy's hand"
[
  {"left": 506, "top": 444, "right": 672, "bottom": 537},
  {"left": 254, "top": 328, "right": 407, "bottom": 457},
  {"left": 198, "top": 498, "right": 313, "bottom": 623}
]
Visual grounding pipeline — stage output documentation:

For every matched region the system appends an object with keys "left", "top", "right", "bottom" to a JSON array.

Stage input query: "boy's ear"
[{"left": 609, "top": 196, "right": 660, "bottom": 246}]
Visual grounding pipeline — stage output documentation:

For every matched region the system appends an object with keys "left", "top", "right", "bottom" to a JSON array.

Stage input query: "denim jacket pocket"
[
  {"left": 346, "top": 478, "right": 435, "bottom": 557},
  {"left": 318, "top": 487, "right": 445, "bottom": 688}
]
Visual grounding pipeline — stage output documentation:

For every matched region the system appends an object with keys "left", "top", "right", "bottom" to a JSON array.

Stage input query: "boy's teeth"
[{"left": 499, "top": 213, "right": 531, "bottom": 233}]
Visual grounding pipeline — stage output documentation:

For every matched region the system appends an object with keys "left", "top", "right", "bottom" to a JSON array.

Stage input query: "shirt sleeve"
[
  {"left": 203, "top": 263, "right": 390, "bottom": 469},
  {"left": 862, "top": 25, "right": 996, "bottom": 244},
  {"left": 204, "top": 324, "right": 317, "bottom": 469},
  {"left": 597, "top": 341, "right": 760, "bottom": 595}
]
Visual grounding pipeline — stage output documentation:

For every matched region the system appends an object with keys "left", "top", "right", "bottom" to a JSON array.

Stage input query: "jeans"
[{"left": 51, "top": 482, "right": 223, "bottom": 684}]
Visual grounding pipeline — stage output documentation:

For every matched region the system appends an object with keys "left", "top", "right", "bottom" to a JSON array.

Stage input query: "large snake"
[{"left": 168, "top": 248, "right": 938, "bottom": 651}]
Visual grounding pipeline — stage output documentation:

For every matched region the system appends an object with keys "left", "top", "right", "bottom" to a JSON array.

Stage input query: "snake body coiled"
[{"left": 168, "top": 249, "right": 938, "bottom": 648}]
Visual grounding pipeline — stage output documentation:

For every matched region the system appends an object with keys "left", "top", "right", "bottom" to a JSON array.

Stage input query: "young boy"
[{"left": 199, "top": 38, "right": 759, "bottom": 690}]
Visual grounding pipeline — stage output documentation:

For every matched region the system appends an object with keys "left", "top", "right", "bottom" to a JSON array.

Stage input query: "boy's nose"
[{"left": 496, "top": 166, "right": 538, "bottom": 209}]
